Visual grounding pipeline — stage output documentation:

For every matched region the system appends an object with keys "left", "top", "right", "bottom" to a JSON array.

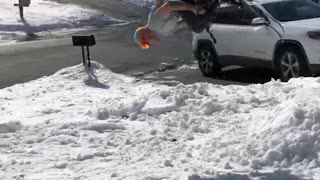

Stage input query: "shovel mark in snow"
[
  {"left": 83, "top": 123, "right": 126, "bottom": 133},
  {"left": 84, "top": 67, "right": 110, "bottom": 89},
  {"left": 54, "top": 162, "right": 68, "bottom": 169},
  {"left": 96, "top": 108, "right": 109, "bottom": 120},
  {"left": 42, "top": 108, "right": 61, "bottom": 115},
  {"left": 0, "top": 121, "right": 22, "bottom": 133},
  {"left": 76, "top": 153, "right": 95, "bottom": 161},
  {"left": 142, "top": 103, "right": 177, "bottom": 116}
]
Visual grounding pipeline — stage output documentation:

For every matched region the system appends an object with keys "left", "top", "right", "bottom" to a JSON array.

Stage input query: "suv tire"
[
  {"left": 276, "top": 47, "right": 310, "bottom": 82},
  {"left": 197, "top": 44, "right": 221, "bottom": 77}
]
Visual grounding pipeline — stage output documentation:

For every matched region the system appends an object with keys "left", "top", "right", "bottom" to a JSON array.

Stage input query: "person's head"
[{"left": 134, "top": 26, "right": 160, "bottom": 49}]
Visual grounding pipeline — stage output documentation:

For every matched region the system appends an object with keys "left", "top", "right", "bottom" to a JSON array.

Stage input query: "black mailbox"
[
  {"left": 14, "top": 0, "right": 30, "bottom": 7},
  {"left": 72, "top": 35, "right": 96, "bottom": 67},
  {"left": 72, "top": 35, "right": 96, "bottom": 47}
]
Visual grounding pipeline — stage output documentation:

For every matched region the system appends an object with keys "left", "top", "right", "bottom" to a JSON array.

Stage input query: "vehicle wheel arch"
[
  {"left": 273, "top": 40, "right": 311, "bottom": 73},
  {"left": 194, "top": 39, "right": 218, "bottom": 61},
  {"left": 195, "top": 39, "right": 222, "bottom": 77}
]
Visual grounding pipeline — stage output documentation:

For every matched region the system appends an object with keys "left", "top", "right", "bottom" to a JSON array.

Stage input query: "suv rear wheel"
[
  {"left": 276, "top": 48, "right": 310, "bottom": 82},
  {"left": 197, "top": 45, "right": 221, "bottom": 77}
]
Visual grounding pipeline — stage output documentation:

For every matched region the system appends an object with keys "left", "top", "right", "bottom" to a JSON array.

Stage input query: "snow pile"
[
  {"left": 1, "top": 61, "right": 320, "bottom": 179},
  {"left": 0, "top": 0, "right": 125, "bottom": 44}
]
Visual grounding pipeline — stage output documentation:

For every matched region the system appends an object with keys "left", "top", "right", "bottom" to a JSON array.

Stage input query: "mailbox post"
[
  {"left": 72, "top": 35, "right": 96, "bottom": 67},
  {"left": 14, "top": 0, "right": 30, "bottom": 19}
]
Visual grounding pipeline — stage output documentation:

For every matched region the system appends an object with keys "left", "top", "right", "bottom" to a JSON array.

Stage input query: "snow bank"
[
  {"left": 0, "top": 0, "right": 125, "bottom": 44},
  {"left": 1, "top": 61, "right": 320, "bottom": 179}
]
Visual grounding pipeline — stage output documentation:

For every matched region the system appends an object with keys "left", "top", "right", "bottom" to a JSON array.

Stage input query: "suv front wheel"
[
  {"left": 197, "top": 45, "right": 221, "bottom": 77},
  {"left": 276, "top": 48, "right": 310, "bottom": 82}
]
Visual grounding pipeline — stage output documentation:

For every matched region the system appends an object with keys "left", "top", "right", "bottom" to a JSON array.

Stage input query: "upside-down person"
[{"left": 134, "top": 0, "right": 207, "bottom": 49}]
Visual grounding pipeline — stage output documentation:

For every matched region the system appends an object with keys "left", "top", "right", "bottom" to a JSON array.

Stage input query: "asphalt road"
[{"left": 0, "top": 0, "right": 275, "bottom": 89}]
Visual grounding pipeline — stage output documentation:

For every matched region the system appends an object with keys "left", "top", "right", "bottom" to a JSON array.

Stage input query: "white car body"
[{"left": 192, "top": 0, "right": 320, "bottom": 78}]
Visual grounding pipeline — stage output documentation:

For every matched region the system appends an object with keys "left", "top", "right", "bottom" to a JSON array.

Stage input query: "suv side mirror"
[{"left": 251, "top": 17, "right": 269, "bottom": 25}]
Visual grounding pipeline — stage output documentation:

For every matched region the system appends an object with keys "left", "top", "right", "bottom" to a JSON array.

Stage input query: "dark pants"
[{"left": 177, "top": 0, "right": 218, "bottom": 33}]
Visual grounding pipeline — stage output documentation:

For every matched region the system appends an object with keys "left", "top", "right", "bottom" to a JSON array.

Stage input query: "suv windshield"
[{"left": 262, "top": 0, "right": 320, "bottom": 22}]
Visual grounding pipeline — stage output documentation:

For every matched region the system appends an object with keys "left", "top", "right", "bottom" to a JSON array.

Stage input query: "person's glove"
[{"left": 194, "top": 5, "right": 207, "bottom": 15}]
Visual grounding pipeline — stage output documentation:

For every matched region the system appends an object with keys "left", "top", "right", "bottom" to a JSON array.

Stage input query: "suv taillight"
[{"left": 308, "top": 31, "right": 320, "bottom": 39}]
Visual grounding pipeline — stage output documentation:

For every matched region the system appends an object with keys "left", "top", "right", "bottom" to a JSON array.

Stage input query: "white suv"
[{"left": 192, "top": 0, "right": 320, "bottom": 81}]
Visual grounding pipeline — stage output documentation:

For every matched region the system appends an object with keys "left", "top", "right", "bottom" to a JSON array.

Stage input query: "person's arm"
[
  {"left": 177, "top": 19, "right": 187, "bottom": 29},
  {"left": 154, "top": 1, "right": 198, "bottom": 18},
  {"left": 155, "top": 0, "right": 165, "bottom": 8}
]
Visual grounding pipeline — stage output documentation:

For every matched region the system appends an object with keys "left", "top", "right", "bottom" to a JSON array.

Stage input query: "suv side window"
[
  {"left": 240, "top": 5, "right": 263, "bottom": 25},
  {"left": 213, "top": 5, "right": 264, "bottom": 26},
  {"left": 214, "top": 5, "right": 242, "bottom": 25}
]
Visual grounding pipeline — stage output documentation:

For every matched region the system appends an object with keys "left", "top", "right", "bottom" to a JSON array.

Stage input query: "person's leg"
[
  {"left": 177, "top": 0, "right": 219, "bottom": 33},
  {"left": 177, "top": 19, "right": 188, "bottom": 29},
  {"left": 154, "top": 0, "right": 201, "bottom": 17}
]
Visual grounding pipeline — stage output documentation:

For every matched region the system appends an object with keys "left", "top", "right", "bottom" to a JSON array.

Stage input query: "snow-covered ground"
[
  {"left": 1, "top": 61, "right": 320, "bottom": 180},
  {"left": 0, "top": 0, "right": 125, "bottom": 45}
]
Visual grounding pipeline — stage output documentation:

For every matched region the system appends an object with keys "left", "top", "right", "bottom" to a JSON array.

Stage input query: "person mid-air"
[{"left": 134, "top": 0, "right": 217, "bottom": 49}]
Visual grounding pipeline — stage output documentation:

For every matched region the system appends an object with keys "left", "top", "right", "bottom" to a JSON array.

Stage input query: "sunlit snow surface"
[
  {"left": 0, "top": 62, "right": 320, "bottom": 179},
  {"left": 0, "top": 0, "right": 125, "bottom": 45}
]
